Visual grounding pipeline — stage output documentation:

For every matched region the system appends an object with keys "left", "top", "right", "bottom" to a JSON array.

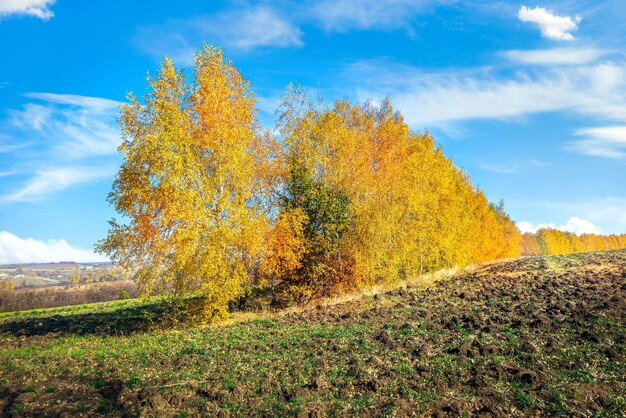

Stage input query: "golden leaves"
[
  {"left": 97, "top": 45, "right": 268, "bottom": 321},
  {"left": 99, "top": 45, "right": 626, "bottom": 317},
  {"left": 522, "top": 229, "right": 626, "bottom": 256}
]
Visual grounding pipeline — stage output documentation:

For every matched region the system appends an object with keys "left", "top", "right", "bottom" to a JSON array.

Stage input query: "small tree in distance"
[
  {"left": 96, "top": 45, "right": 269, "bottom": 322},
  {"left": 70, "top": 267, "right": 81, "bottom": 286}
]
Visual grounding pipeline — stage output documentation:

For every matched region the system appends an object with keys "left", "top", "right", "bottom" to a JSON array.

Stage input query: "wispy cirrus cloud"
[
  {"left": 133, "top": 0, "right": 456, "bottom": 61},
  {"left": 518, "top": 5, "right": 581, "bottom": 41},
  {"left": 1, "top": 92, "right": 121, "bottom": 203},
  {"left": 0, "top": 0, "right": 55, "bottom": 20},
  {"left": 0, "top": 134, "right": 25, "bottom": 153},
  {"left": 0, "top": 166, "right": 113, "bottom": 203},
  {"left": 8, "top": 92, "right": 121, "bottom": 159},
  {"left": 339, "top": 15, "right": 626, "bottom": 158},
  {"left": 502, "top": 47, "right": 607, "bottom": 66},
  {"left": 568, "top": 126, "right": 626, "bottom": 158},
  {"left": 310, "top": 0, "right": 449, "bottom": 32},
  {"left": 345, "top": 59, "right": 626, "bottom": 128},
  {"left": 24, "top": 93, "right": 120, "bottom": 111},
  {"left": 134, "top": 6, "right": 303, "bottom": 63},
  {"left": 9, "top": 103, "right": 52, "bottom": 130}
]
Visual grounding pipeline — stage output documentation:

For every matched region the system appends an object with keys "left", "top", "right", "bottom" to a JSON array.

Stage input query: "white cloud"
[
  {"left": 534, "top": 197, "right": 626, "bottom": 234},
  {"left": 517, "top": 216, "right": 600, "bottom": 234},
  {"left": 25, "top": 93, "right": 120, "bottom": 111},
  {"left": 211, "top": 7, "right": 303, "bottom": 51},
  {"left": 502, "top": 47, "right": 605, "bottom": 65},
  {"left": 134, "top": 6, "right": 303, "bottom": 63},
  {"left": 10, "top": 92, "right": 121, "bottom": 158},
  {"left": 0, "top": 231, "right": 107, "bottom": 264},
  {"left": 516, "top": 221, "right": 536, "bottom": 234},
  {"left": 9, "top": 103, "right": 52, "bottom": 130},
  {"left": 1, "top": 93, "right": 121, "bottom": 203},
  {"left": 311, "top": 0, "right": 443, "bottom": 32},
  {"left": 518, "top": 5, "right": 581, "bottom": 41},
  {"left": 343, "top": 59, "right": 626, "bottom": 128},
  {"left": 0, "top": 0, "right": 54, "bottom": 20},
  {"left": 575, "top": 126, "right": 626, "bottom": 144},
  {"left": 0, "top": 167, "right": 112, "bottom": 203},
  {"left": 569, "top": 125, "right": 626, "bottom": 158}
]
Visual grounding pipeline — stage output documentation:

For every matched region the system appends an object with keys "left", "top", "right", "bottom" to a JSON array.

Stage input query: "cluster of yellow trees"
[
  {"left": 0, "top": 281, "right": 15, "bottom": 291},
  {"left": 521, "top": 230, "right": 626, "bottom": 256},
  {"left": 96, "top": 46, "right": 622, "bottom": 319},
  {"left": 269, "top": 87, "right": 521, "bottom": 302}
]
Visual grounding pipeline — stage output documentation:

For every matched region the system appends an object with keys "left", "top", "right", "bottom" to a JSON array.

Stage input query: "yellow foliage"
[
  {"left": 99, "top": 49, "right": 624, "bottom": 314},
  {"left": 520, "top": 229, "right": 626, "bottom": 256},
  {"left": 0, "top": 281, "right": 14, "bottom": 291},
  {"left": 97, "top": 45, "right": 269, "bottom": 322},
  {"left": 276, "top": 91, "right": 522, "bottom": 288}
]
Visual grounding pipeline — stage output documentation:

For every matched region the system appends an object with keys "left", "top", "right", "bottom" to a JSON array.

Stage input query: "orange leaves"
[
  {"left": 276, "top": 91, "right": 523, "bottom": 287},
  {"left": 99, "top": 45, "right": 626, "bottom": 315},
  {"left": 259, "top": 208, "right": 307, "bottom": 283},
  {"left": 97, "top": 45, "right": 270, "bottom": 321}
]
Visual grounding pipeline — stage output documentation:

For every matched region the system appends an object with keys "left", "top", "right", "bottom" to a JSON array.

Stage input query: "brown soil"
[{"left": 0, "top": 250, "right": 624, "bottom": 416}]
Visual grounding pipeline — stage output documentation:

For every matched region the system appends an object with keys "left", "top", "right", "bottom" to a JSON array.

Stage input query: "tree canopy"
[
  {"left": 98, "top": 46, "right": 625, "bottom": 320},
  {"left": 96, "top": 46, "right": 269, "bottom": 321}
]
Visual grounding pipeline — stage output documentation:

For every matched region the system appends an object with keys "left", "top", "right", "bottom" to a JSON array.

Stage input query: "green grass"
[{"left": 0, "top": 249, "right": 625, "bottom": 416}]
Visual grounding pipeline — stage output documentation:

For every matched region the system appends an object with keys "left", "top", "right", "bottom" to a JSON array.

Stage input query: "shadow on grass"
[
  {"left": 0, "top": 302, "right": 169, "bottom": 337},
  {"left": 0, "top": 288, "right": 277, "bottom": 338}
]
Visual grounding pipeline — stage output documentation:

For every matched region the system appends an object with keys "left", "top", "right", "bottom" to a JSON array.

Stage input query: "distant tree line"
[
  {"left": 0, "top": 281, "right": 137, "bottom": 312},
  {"left": 70, "top": 266, "right": 129, "bottom": 286},
  {"left": 520, "top": 230, "right": 626, "bottom": 256}
]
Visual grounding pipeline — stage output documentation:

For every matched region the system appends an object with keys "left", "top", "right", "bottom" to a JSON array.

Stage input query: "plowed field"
[{"left": 1, "top": 250, "right": 625, "bottom": 416}]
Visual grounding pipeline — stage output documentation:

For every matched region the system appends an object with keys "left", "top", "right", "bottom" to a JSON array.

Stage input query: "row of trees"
[
  {"left": 95, "top": 46, "right": 620, "bottom": 320},
  {"left": 521, "top": 230, "right": 626, "bottom": 256},
  {"left": 267, "top": 89, "right": 521, "bottom": 303},
  {"left": 70, "top": 266, "right": 129, "bottom": 286}
]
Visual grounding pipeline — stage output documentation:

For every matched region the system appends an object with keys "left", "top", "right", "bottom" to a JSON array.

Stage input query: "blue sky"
[{"left": 0, "top": 0, "right": 625, "bottom": 263}]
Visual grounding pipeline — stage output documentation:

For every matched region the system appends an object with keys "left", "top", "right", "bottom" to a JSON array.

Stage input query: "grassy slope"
[{"left": 0, "top": 250, "right": 625, "bottom": 417}]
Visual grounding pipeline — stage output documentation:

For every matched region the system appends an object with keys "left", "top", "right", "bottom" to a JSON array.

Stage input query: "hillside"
[{"left": 0, "top": 250, "right": 624, "bottom": 416}]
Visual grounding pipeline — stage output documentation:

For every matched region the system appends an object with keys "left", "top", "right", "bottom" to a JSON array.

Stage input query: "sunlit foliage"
[
  {"left": 99, "top": 46, "right": 624, "bottom": 318},
  {"left": 521, "top": 229, "right": 626, "bottom": 256},
  {"left": 274, "top": 86, "right": 522, "bottom": 297},
  {"left": 96, "top": 46, "right": 269, "bottom": 321}
]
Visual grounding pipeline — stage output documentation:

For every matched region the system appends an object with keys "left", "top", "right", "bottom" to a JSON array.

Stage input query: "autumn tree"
[
  {"left": 0, "top": 280, "right": 14, "bottom": 291},
  {"left": 96, "top": 45, "right": 269, "bottom": 321},
  {"left": 70, "top": 267, "right": 81, "bottom": 286},
  {"left": 276, "top": 161, "right": 352, "bottom": 302},
  {"left": 520, "top": 233, "right": 540, "bottom": 256},
  {"left": 258, "top": 207, "right": 307, "bottom": 300},
  {"left": 521, "top": 229, "right": 626, "bottom": 256},
  {"left": 97, "top": 48, "right": 624, "bottom": 313},
  {"left": 275, "top": 87, "right": 521, "bottom": 287}
]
